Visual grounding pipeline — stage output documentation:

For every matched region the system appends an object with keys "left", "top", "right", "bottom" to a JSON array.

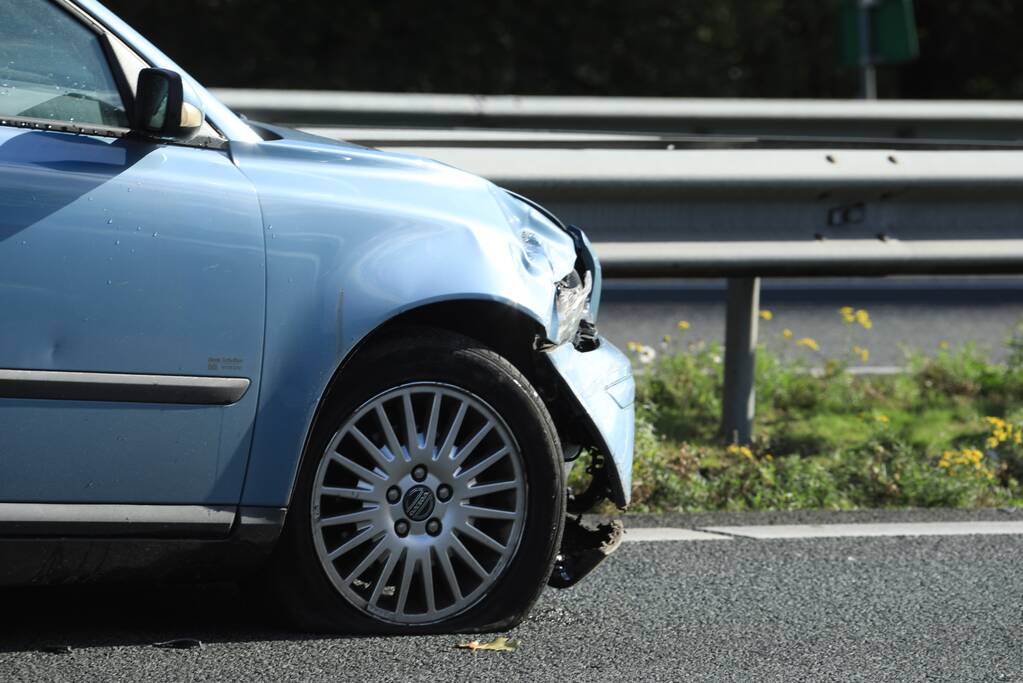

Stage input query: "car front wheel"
[{"left": 268, "top": 328, "right": 565, "bottom": 633}]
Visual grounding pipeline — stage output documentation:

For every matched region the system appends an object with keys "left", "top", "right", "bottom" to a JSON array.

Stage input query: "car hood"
[{"left": 238, "top": 121, "right": 580, "bottom": 283}]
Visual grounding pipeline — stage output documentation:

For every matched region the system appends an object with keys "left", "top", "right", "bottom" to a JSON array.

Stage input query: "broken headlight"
[{"left": 553, "top": 270, "right": 593, "bottom": 345}]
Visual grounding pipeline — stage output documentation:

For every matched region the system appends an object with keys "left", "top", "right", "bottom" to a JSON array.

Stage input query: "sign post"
[
  {"left": 858, "top": 0, "right": 877, "bottom": 99},
  {"left": 839, "top": 0, "right": 919, "bottom": 99}
]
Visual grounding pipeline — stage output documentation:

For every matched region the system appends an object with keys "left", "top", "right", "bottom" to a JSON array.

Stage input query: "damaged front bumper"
[
  {"left": 545, "top": 336, "right": 635, "bottom": 508},
  {"left": 548, "top": 517, "right": 624, "bottom": 589}
]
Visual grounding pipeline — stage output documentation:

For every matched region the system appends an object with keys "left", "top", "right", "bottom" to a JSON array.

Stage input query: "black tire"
[{"left": 266, "top": 327, "right": 565, "bottom": 634}]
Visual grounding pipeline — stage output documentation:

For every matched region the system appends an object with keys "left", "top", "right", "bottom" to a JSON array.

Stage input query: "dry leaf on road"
[{"left": 456, "top": 636, "right": 519, "bottom": 652}]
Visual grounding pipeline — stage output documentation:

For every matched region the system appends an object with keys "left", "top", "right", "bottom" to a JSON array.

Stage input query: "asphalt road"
[
  {"left": 3, "top": 508, "right": 1022, "bottom": 682},
  {"left": 599, "top": 276, "right": 1023, "bottom": 366}
]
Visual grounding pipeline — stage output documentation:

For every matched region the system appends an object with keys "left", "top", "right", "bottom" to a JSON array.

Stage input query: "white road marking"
[
  {"left": 699, "top": 521, "right": 1023, "bottom": 539},
  {"left": 622, "top": 527, "right": 732, "bottom": 542},
  {"left": 616, "top": 521, "right": 1023, "bottom": 543}
]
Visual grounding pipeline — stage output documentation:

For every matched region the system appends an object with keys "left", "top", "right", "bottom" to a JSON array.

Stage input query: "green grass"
[{"left": 574, "top": 315, "right": 1023, "bottom": 513}]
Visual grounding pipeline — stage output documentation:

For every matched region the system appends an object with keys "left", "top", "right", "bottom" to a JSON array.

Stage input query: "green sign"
[{"left": 839, "top": 0, "right": 919, "bottom": 66}]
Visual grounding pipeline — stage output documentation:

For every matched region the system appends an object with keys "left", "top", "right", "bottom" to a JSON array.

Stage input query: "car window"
[{"left": 0, "top": 0, "right": 128, "bottom": 128}]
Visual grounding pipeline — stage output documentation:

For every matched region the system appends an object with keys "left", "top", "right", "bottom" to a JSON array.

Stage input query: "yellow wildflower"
[
  {"left": 797, "top": 337, "right": 820, "bottom": 351},
  {"left": 876, "top": 414, "right": 890, "bottom": 424},
  {"left": 782, "top": 328, "right": 793, "bottom": 340},
  {"left": 855, "top": 309, "right": 873, "bottom": 329},
  {"left": 677, "top": 320, "right": 690, "bottom": 331},
  {"left": 938, "top": 340, "right": 950, "bottom": 350},
  {"left": 852, "top": 345, "right": 870, "bottom": 363},
  {"left": 626, "top": 341, "right": 641, "bottom": 352},
  {"left": 839, "top": 306, "right": 855, "bottom": 323},
  {"left": 759, "top": 310, "right": 773, "bottom": 321},
  {"left": 726, "top": 444, "right": 755, "bottom": 461},
  {"left": 662, "top": 335, "right": 671, "bottom": 344},
  {"left": 938, "top": 448, "right": 993, "bottom": 478},
  {"left": 983, "top": 416, "right": 1020, "bottom": 450}
]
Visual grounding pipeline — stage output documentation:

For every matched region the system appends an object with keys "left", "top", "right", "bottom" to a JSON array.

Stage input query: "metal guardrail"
[
  {"left": 594, "top": 240, "right": 1023, "bottom": 278},
  {"left": 214, "top": 88, "right": 1023, "bottom": 141},
  {"left": 384, "top": 146, "right": 1023, "bottom": 245},
  {"left": 214, "top": 88, "right": 1023, "bottom": 442}
]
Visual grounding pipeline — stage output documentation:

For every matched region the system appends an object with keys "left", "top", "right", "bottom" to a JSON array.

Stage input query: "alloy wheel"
[{"left": 310, "top": 382, "right": 527, "bottom": 624}]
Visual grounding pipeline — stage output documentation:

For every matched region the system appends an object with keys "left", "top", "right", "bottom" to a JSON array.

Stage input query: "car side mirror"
[{"left": 133, "top": 68, "right": 204, "bottom": 140}]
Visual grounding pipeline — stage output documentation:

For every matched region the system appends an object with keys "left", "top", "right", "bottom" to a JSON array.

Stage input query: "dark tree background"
[{"left": 102, "top": 0, "right": 1023, "bottom": 98}]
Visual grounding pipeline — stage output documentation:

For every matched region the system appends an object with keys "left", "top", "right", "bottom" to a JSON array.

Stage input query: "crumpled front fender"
[{"left": 545, "top": 337, "right": 635, "bottom": 507}]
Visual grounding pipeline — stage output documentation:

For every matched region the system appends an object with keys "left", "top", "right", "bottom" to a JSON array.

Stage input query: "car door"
[{"left": 0, "top": 0, "right": 265, "bottom": 506}]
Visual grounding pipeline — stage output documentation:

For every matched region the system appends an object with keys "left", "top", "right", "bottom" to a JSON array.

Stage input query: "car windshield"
[{"left": 0, "top": 0, "right": 128, "bottom": 127}]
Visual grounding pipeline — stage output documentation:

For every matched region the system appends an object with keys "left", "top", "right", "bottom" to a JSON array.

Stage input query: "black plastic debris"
[
  {"left": 548, "top": 518, "right": 624, "bottom": 589},
  {"left": 153, "top": 638, "right": 203, "bottom": 650}
]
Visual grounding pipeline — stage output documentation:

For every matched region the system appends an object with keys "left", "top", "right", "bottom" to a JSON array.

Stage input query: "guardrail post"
[{"left": 722, "top": 277, "right": 760, "bottom": 444}]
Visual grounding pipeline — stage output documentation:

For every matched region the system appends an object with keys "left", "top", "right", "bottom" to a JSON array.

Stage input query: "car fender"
[{"left": 231, "top": 140, "right": 570, "bottom": 507}]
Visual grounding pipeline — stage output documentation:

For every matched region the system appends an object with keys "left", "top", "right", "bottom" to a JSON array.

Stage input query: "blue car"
[{"left": 0, "top": 0, "right": 634, "bottom": 632}]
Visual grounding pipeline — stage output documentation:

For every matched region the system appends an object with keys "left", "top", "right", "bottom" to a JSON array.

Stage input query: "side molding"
[
  {"left": 0, "top": 369, "right": 250, "bottom": 405},
  {"left": 0, "top": 503, "right": 236, "bottom": 538}
]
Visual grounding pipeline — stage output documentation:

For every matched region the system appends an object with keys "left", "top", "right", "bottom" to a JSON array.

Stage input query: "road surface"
[
  {"left": 3, "top": 507, "right": 1021, "bottom": 682},
  {"left": 599, "top": 276, "right": 1023, "bottom": 366}
]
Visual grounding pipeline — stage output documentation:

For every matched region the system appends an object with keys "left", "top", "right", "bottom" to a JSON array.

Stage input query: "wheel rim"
[{"left": 310, "top": 382, "right": 527, "bottom": 624}]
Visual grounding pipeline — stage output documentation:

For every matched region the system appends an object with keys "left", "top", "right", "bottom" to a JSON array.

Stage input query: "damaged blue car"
[{"left": 0, "top": 0, "right": 634, "bottom": 633}]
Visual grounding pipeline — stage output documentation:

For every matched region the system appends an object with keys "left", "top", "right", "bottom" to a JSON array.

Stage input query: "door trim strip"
[
  {"left": 0, "top": 369, "right": 250, "bottom": 405},
  {"left": 0, "top": 503, "right": 236, "bottom": 538}
]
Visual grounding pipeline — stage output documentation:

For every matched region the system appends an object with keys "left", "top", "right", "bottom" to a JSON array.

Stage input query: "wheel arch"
[{"left": 288, "top": 298, "right": 601, "bottom": 508}]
